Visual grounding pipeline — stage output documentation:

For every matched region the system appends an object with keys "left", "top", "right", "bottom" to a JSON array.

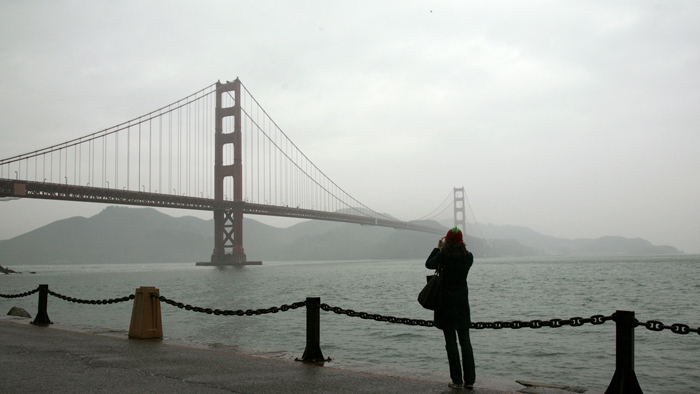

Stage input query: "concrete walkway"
[{"left": 0, "top": 317, "right": 530, "bottom": 394}]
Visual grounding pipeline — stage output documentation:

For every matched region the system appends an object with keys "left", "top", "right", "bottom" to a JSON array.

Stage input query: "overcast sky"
[{"left": 1, "top": 1, "right": 698, "bottom": 253}]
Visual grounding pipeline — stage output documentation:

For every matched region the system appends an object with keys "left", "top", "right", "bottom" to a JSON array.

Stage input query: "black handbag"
[{"left": 417, "top": 266, "right": 443, "bottom": 310}]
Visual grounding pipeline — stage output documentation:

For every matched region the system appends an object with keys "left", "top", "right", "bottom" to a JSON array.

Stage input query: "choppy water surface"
[{"left": 2, "top": 255, "right": 699, "bottom": 393}]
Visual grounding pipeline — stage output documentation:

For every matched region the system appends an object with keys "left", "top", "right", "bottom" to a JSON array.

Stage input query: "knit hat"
[{"left": 445, "top": 227, "right": 463, "bottom": 244}]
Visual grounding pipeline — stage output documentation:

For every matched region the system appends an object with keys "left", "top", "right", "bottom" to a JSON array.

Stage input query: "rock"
[
  {"left": 7, "top": 306, "right": 32, "bottom": 318},
  {"left": 0, "top": 265, "right": 17, "bottom": 274}
]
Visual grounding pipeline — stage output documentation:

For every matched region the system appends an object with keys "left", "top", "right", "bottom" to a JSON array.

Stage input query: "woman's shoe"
[{"left": 448, "top": 381, "right": 463, "bottom": 389}]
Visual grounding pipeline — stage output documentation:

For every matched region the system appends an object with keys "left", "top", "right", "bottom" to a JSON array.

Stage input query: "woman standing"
[{"left": 426, "top": 227, "right": 475, "bottom": 389}]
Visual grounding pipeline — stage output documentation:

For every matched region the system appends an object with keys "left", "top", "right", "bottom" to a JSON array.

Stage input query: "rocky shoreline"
[{"left": 1, "top": 265, "right": 18, "bottom": 274}]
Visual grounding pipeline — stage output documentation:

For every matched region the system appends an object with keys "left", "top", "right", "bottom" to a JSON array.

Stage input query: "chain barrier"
[
  {"left": 47, "top": 289, "right": 135, "bottom": 305},
  {"left": 636, "top": 319, "right": 700, "bottom": 335},
  {"left": 5, "top": 285, "right": 699, "bottom": 337},
  {"left": 154, "top": 294, "right": 306, "bottom": 316},
  {"left": 0, "top": 287, "right": 40, "bottom": 298},
  {"left": 320, "top": 303, "right": 434, "bottom": 326},
  {"left": 319, "top": 304, "right": 619, "bottom": 330}
]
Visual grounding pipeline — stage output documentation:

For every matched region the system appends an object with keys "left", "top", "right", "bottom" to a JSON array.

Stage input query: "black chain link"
[
  {"left": 0, "top": 287, "right": 39, "bottom": 298},
  {"left": 320, "top": 305, "right": 617, "bottom": 330},
  {"left": 154, "top": 294, "right": 306, "bottom": 316},
  {"left": 636, "top": 319, "right": 700, "bottom": 335},
  {"left": 47, "top": 289, "right": 135, "bottom": 304},
  {"left": 0, "top": 287, "right": 40, "bottom": 298},
  {"left": 472, "top": 315, "right": 612, "bottom": 330},
  {"left": 320, "top": 303, "right": 434, "bottom": 326}
]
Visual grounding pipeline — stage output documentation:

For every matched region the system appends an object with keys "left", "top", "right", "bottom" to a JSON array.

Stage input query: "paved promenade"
[{"left": 0, "top": 317, "right": 533, "bottom": 394}]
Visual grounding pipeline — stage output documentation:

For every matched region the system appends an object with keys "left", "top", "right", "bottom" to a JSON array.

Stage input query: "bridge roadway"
[
  {"left": 0, "top": 178, "right": 445, "bottom": 235},
  {"left": 0, "top": 317, "right": 525, "bottom": 394}
]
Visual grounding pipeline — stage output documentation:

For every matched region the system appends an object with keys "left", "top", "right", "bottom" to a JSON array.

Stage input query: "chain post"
[
  {"left": 604, "top": 310, "right": 643, "bottom": 394},
  {"left": 297, "top": 297, "right": 329, "bottom": 363},
  {"left": 128, "top": 287, "right": 162, "bottom": 339},
  {"left": 31, "top": 284, "right": 52, "bottom": 325}
]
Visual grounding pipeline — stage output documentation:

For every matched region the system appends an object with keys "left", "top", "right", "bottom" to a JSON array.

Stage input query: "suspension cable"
[
  {"left": 414, "top": 190, "right": 453, "bottom": 221},
  {"left": 227, "top": 91, "right": 388, "bottom": 219},
  {"left": 0, "top": 84, "right": 216, "bottom": 165},
  {"left": 464, "top": 191, "right": 486, "bottom": 240}
]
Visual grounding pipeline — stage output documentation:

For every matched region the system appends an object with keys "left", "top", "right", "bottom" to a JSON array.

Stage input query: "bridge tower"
[
  {"left": 208, "top": 79, "right": 258, "bottom": 265},
  {"left": 453, "top": 187, "right": 466, "bottom": 234}
]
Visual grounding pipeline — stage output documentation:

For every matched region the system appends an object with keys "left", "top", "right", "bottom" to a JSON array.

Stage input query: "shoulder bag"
[{"left": 417, "top": 265, "right": 443, "bottom": 310}]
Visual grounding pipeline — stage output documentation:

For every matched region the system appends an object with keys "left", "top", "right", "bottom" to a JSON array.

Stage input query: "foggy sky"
[{"left": 1, "top": 1, "right": 699, "bottom": 253}]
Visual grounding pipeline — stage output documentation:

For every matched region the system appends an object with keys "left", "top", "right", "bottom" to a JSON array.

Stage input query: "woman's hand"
[{"left": 438, "top": 236, "right": 445, "bottom": 249}]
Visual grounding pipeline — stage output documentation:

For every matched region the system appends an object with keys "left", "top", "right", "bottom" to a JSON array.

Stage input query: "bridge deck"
[{"left": 0, "top": 178, "right": 445, "bottom": 235}]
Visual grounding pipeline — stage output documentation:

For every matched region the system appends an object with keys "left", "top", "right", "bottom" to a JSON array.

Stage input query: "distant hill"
[
  {"left": 458, "top": 223, "right": 683, "bottom": 255},
  {"left": 0, "top": 207, "right": 213, "bottom": 265},
  {"left": 0, "top": 206, "right": 537, "bottom": 265},
  {"left": 0, "top": 207, "right": 679, "bottom": 266}
]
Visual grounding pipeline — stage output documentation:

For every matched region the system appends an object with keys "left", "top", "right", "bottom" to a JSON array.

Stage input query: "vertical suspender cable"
[
  {"left": 127, "top": 124, "right": 130, "bottom": 190},
  {"left": 192, "top": 100, "right": 196, "bottom": 197},
  {"left": 92, "top": 138, "right": 95, "bottom": 186},
  {"left": 149, "top": 118, "right": 152, "bottom": 192},
  {"left": 249, "top": 94, "right": 253, "bottom": 201},
  {"left": 267, "top": 117, "right": 270, "bottom": 203},
  {"left": 187, "top": 103, "right": 190, "bottom": 196},
  {"left": 262, "top": 114, "right": 265, "bottom": 202},
  {"left": 202, "top": 96, "right": 205, "bottom": 197},
  {"left": 270, "top": 118, "right": 273, "bottom": 204},
  {"left": 189, "top": 102, "right": 197, "bottom": 196},
  {"left": 178, "top": 106, "right": 181, "bottom": 195},
  {"left": 115, "top": 130, "right": 118, "bottom": 189},
  {"left": 138, "top": 122, "right": 141, "bottom": 191},
  {"left": 197, "top": 100, "right": 200, "bottom": 197},
  {"left": 159, "top": 111, "right": 162, "bottom": 194},
  {"left": 205, "top": 94, "right": 209, "bottom": 198},
  {"left": 78, "top": 139, "right": 81, "bottom": 186},
  {"left": 168, "top": 109, "right": 172, "bottom": 194},
  {"left": 257, "top": 104, "right": 260, "bottom": 202}
]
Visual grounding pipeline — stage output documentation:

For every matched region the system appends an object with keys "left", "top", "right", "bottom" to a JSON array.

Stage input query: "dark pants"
[{"left": 442, "top": 328, "right": 475, "bottom": 385}]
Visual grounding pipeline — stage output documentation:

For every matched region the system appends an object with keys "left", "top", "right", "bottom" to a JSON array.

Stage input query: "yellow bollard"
[{"left": 128, "top": 286, "right": 163, "bottom": 339}]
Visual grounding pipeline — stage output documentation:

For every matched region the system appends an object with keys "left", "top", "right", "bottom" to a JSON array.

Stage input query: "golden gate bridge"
[{"left": 0, "top": 79, "right": 470, "bottom": 265}]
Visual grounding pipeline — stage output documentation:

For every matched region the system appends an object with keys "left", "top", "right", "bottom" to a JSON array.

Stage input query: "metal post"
[
  {"left": 128, "top": 287, "right": 163, "bottom": 339},
  {"left": 604, "top": 310, "right": 643, "bottom": 394},
  {"left": 31, "top": 284, "right": 52, "bottom": 325},
  {"left": 298, "top": 297, "right": 329, "bottom": 363}
]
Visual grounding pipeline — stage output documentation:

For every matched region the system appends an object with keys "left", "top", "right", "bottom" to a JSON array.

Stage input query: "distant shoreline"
[
  {"left": 1, "top": 264, "right": 17, "bottom": 274},
  {"left": 2, "top": 254, "right": 697, "bottom": 268}
]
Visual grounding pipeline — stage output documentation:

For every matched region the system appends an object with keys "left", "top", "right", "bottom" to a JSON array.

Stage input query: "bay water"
[{"left": 2, "top": 254, "right": 699, "bottom": 393}]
